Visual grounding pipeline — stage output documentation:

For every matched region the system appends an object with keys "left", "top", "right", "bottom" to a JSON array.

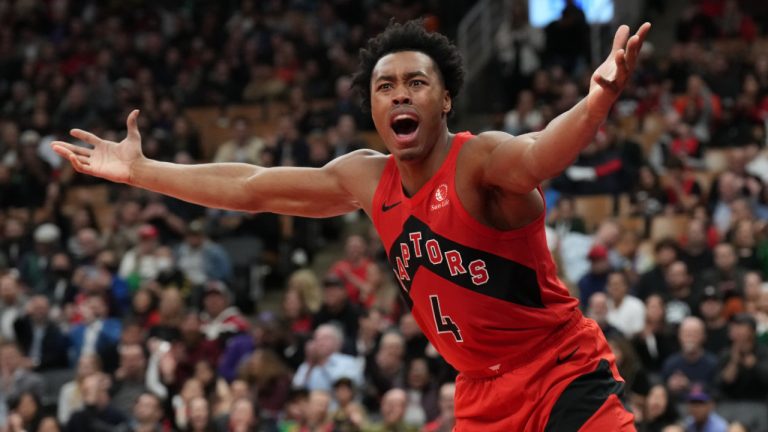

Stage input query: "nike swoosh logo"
[
  {"left": 556, "top": 346, "right": 579, "bottom": 365},
  {"left": 382, "top": 201, "right": 402, "bottom": 212}
]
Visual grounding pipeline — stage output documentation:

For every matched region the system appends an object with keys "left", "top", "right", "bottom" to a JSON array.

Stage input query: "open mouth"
[{"left": 390, "top": 115, "right": 420, "bottom": 141}]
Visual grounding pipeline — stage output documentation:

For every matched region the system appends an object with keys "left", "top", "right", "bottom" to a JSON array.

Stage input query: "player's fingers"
[
  {"left": 51, "top": 141, "right": 92, "bottom": 157},
  {"left": 614, "top": 49, "right": 628, "bottom": 72},
  {"left": 75, "top": 155, "right": 91, "bottom": 166},
  {"left": 51, "top": 142, "right": 75, "bottom": 159},
  {"left": 635, "top": 22, "right": 651, "bottom": 45},
  {"left": 611, "top": 25, "right": 630, "bottom": 51},
  {"left": 625, "top": 36, "right": 641, "bottom": 70},
  {"left": 67, "top": 153, "right": 88, "bottom": 173},
  {"left": 126, "top": 109, "right": 141, "bottom": 142},
  {"left": 70, "top": 129, "right": 104, "bottom": 148},
  {"left": 595, "top": 75, "right": 620, "bottom": 93}
]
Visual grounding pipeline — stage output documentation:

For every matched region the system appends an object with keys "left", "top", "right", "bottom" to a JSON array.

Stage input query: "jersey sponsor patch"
[{"left": 387, "top": 216, "right": 544, "bottom": 308}]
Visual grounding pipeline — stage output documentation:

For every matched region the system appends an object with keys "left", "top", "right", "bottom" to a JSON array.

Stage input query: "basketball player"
[{"left": 53, "top": 20, "right": 650, "bottom": 431}]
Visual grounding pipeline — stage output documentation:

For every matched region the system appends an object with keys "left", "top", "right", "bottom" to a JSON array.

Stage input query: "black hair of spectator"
[
  {"left": 287, "top": 388, "right": 310, "bottom": 402},
  {"left": 665, "top": 156, "right": 686, "bottom": 171},
  {"left": 7, "top": 390, "right": 41, "bottom": 412},
  {"left": 653, "top": 237, "right": 679, "bottom": 254},
  {"left": 607, "top": 269, "right": 630, "bottom": 286},
  {"left": 352, "top": 19, "right": 464, "bottom": 116}
]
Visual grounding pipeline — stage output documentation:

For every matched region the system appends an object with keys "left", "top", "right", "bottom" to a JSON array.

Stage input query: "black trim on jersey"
[
  {"left": 543, "top": 359, "right": 626, "bottom": 432},
  {"left": 388, "top": 216, "right": 544, "bottom": 308}
]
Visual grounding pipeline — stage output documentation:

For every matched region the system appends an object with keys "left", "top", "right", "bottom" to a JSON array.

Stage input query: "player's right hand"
[{"left": 51, "top": 109, "right": 144, "bottom": 184}]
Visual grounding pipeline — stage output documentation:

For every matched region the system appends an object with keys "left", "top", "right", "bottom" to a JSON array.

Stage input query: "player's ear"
[{"left": 442, "top": 90, "right": 451, "bottom": 115}]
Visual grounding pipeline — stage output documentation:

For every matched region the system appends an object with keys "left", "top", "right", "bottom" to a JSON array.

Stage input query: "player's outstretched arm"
[
  {"left": 52, "top": 110, "right": 375, "bottom": 217},
  {"left": 482, "top": 23, "right": 651, "bottom": 194}
]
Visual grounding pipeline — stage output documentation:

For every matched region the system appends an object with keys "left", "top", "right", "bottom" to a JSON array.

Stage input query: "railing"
[{"left": 457, "top": 0, "right": 506, "bottom": 83}]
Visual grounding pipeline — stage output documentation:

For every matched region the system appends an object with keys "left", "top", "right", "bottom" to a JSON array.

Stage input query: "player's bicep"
[
  {"left": 243, "top": 164, "right": 358, "bottom": 218},
  {"left": 480, "top": 131, "right": 542, "bottom": 194}
]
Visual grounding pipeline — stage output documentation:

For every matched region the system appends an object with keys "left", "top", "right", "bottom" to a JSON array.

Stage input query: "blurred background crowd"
[{"left": 0, "top": 0, "right": 768, "bottom": 431}]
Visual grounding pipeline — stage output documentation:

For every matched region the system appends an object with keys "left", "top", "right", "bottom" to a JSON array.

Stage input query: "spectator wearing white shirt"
[
  {"left": 606, "top": 271, "right": 646, "bottom": 338},
  {"left": 293, "top": 324, "right": 363, "bottom": 392}
]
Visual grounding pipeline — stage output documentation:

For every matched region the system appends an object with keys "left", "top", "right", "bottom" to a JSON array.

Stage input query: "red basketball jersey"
[{"left": 371, "top": 132, "right": 581, "bottom": 373}]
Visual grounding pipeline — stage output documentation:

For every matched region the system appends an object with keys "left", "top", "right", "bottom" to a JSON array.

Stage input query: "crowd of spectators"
[{"left": 0, "top": 0, "right": 768, "bottom": 431}]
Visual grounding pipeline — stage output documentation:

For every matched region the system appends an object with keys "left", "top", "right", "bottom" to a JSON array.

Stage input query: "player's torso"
[{"left": 372, "top": 132, "right": 579, "bottom": 372}]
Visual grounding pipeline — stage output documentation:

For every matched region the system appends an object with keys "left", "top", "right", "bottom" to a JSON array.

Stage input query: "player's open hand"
[
  {"left": 51, "top": 109, "right": 144, "bottom": 184},
  {"left": 588, "top": 22, "right": 651, "bottom": 118}
]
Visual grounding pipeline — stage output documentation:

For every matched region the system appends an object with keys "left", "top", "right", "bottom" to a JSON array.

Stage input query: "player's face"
[{"left": 370, "top": 51, "right": 451, "bottom": 162}]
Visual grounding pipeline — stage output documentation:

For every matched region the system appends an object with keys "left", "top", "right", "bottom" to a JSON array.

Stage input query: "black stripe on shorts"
[{"left": 543, "top": 359, "right": 626, "bottom": 432}]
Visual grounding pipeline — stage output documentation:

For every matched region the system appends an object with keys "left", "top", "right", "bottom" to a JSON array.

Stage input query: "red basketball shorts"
[{"left": 453, "top": 317, "right": 636, "bottom": 431}]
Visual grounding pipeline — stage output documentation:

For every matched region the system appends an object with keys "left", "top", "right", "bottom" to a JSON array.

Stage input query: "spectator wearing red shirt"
[{"left": 329, "top": 234, "right": 376, "bottom": 304}]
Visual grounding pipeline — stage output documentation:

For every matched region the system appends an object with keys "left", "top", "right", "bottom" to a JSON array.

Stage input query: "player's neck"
[{"left": 397, "top": 127, "right": 452, "bottom": 197}]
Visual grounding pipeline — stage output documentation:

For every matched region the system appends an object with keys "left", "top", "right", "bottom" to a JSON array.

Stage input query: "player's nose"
[{"left": 391, "top": 89, "right": 411, "bottom": 106}]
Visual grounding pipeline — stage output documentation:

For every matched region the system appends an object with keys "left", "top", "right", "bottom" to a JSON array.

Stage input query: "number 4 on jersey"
[{"left": 429, "top": 295, "right": 463, "bottom": 342}]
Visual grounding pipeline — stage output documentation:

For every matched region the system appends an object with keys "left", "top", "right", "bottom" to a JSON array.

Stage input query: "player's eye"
[
  {"left": 410, "top": 80, "right": 426, "bottom": 87},
  {"left": 377, "top": 83, "right": 392, "bottom": 91}
]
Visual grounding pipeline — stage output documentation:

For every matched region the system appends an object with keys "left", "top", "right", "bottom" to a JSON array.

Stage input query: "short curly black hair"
[{"left": 351, "top": 19, "right": 464, "bottom": 116}]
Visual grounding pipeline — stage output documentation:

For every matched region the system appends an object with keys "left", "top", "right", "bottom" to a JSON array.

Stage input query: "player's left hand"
[{"left": 588, "top": 22, "right": 651, "bottom": 118}]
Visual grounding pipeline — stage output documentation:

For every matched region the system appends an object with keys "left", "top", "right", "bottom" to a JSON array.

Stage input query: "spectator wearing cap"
[
  {"left": 683, "top": 385, "right": 728, "bottom": 432},
  {"left": 662, "top": 317, "right": 718, "bottom": 400},
  {"left": 18, "top": 223, "right": 61, "bottom": 294},
  {"left": 118, "top": 224, "right": 173, "bottom": 291},
  {"left": 716, "top": 313, "right": 768, "bottom": 402},
  {"left": 699, "top": 286, "right": 730, "bottom": 356},
  {"left": 313, "top": 275, "right": 361, "bottom": 355},
  {"left": 606, "top": 271, "right": 646, "bottom": 338},
  {"left": 199, "top": 280, "right": 248, "bottom": 342},
  {"left": 292, "top": 323, "right": 363, "bottom": 393},
  {"left": 175, "top": 219, "right": 232, "bottom": 288},
  {"left": 577, "top": 243, "right": 612, "bottom": 307}
]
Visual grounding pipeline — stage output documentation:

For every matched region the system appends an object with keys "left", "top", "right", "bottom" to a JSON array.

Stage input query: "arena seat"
[
  {"left": 649, "top": 214, "right": 689, "bottom": 242},
  {"left": 572, "top": 195, "right": 615, "bottom": 232},
  {"left": 716, "top": 401, "right": 768, "bottom": 432}
]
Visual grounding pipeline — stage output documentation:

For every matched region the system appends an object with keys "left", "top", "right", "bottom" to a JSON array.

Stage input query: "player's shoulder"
[
  {"left": 457, "top": 130, "right": 520, "bottom": 164},
  {"left": 326, "top": 149, "right": 389, "bottom": 185},
  {"left": 328, "top": 148, "right": 388, "bottom": 171}
]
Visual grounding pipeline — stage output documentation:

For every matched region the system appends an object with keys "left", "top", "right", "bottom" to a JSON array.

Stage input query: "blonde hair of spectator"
[{"left": 287, "top": 269, "right": 322, "bottom": 313}]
